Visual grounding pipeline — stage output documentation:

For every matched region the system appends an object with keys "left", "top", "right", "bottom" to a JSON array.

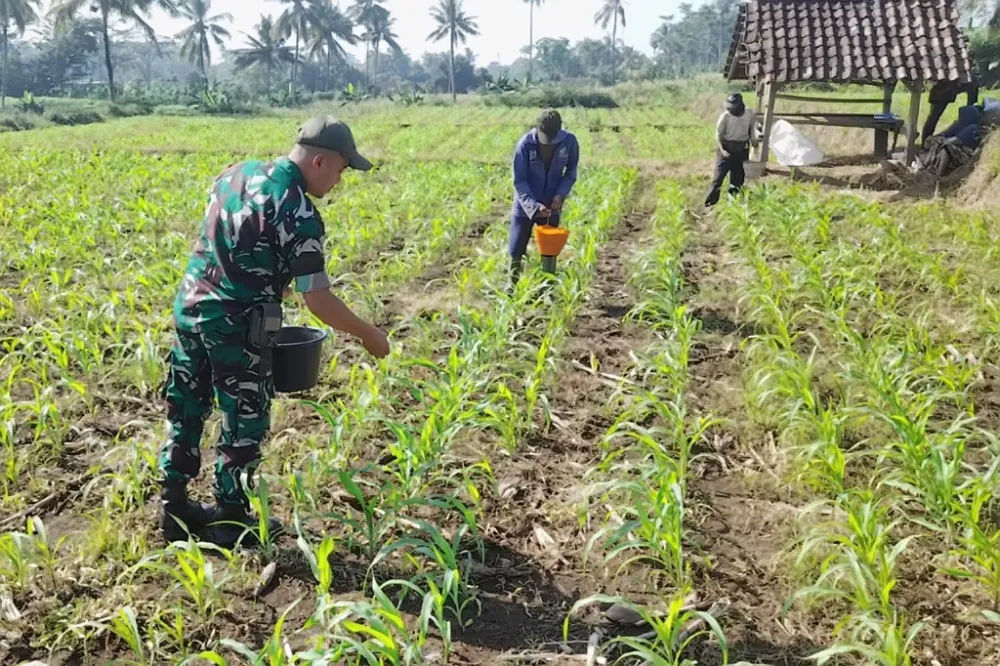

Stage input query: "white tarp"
[{"left": 768, "top": 119, "right": 825, "bottom": 167}]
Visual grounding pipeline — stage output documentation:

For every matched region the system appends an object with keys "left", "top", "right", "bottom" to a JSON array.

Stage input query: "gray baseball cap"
[{"left": 295, "top": 116, "right": 372, "bottom": 171}]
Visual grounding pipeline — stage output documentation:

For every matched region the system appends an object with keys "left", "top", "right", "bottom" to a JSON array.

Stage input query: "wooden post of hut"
[
  {"left": 758, "top": 82, "right": 779, "bottom": 164},
  {"left": 877, "top": 79, "right": 897, "bottom": 157},
  {"left": 904, "top": 80, "right": 924, "bottom": 166}
]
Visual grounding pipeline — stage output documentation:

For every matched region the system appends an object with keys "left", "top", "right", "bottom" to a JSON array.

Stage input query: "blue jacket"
[{"left": 511, "top": 128, "right": 580, "bottom": 222}]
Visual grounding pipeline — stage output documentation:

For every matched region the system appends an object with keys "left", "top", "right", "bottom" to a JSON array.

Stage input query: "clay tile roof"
[{"left": 724, "top": 0, "right": 972, "bottom": 84}]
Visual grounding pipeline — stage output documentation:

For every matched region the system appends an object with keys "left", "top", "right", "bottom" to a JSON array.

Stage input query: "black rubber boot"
[
  {"left": 508, "top": 257, "right": 523, "bottom": 295},
  {"left": 202, "top": 502, "right": 285, "bottom": 550},
  {"left": 160, "top": 482, "right": 214, "bottom": 542}
]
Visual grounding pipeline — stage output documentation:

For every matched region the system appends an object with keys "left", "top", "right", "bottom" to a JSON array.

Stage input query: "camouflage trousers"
[{"left": 157, "top": 325, "right": 274, "bottom": 507}]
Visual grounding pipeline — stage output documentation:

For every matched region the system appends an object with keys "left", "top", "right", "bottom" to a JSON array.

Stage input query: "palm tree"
[
  {"left": 650, "top": 15, "right": 671, "bottom": 52},
  {"left": 233, "top": 16, "right": 296, "bottom": 94},
  {"left": 307, "top": 0, "right": 357, "bottom": 91},
  {"left": 1, "top": 0, "right": 39, "bottom": 108},
  {"left": 175, "top": 0, "right": 231, "bottom": 89},
  {"left": 523, "top": 0, "right": 544, "bottom": 85},
  {"left": 274, "top": 0, "right": 314, "bottom": 99},
  {"left": 427, "top": 0, "right": 479, "bottom": 102},
  {"left": 364, "top": 7, "right": 400, "bottom": 94},
  {"left": 348, "top": 0, "right": 386, "bottom": 89},
  {"left": 49, "top": 0, "right": 178, "bottom": 101},
  {"left": 594, "top": 0, "right": 626, "bottom": 84}
]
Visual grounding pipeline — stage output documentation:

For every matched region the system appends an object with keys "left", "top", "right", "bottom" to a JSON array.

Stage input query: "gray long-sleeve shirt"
[{"left": 716, "top": 109, "right": 760, "bottom": 145}]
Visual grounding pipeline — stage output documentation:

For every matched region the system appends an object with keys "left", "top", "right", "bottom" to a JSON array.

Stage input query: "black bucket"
[{"left": 271, "top": 326, "right": 328, "bottom": 393}]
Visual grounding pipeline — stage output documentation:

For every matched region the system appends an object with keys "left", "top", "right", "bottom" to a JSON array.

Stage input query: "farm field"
[{"left": 2, "top": 98, "right": 1000, "bottom": 666}]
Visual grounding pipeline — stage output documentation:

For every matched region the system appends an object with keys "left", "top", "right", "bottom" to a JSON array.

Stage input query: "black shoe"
[
  {"left": 159, "top": 483, "right": 214, "bottom": 542},
  {"left": 508, "top": 257, "right": 523, "bottom": 295},
  {"left": 201, "top": 503, "right": 284, "bottom": 550}
]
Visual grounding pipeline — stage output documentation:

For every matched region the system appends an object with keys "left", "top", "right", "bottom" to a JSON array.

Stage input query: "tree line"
[
  {"left": 0, "top": 0, "right": 780, "bottom": 108},
  {"left": 8, "top": 0, "right": 1000, "bottom": 110}
]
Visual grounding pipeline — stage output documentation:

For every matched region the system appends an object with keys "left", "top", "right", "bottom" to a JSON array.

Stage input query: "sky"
[{"left": 135, "top": 0, "right": 679, "bottom": 66}]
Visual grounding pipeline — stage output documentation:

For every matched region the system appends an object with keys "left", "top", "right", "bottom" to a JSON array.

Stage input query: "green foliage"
[
  {"left": 565, "top": 592, "right": 729, "bottom": 665},
  {"left": 15, "top": 92, "right": 44, "bottom": 114},
  {"left": 153, "top": 104, "right": 202, "bottom": 117},
  {"left": 339, "top": 81, "right": 371, "bottom": 104},
  {"left": 968, "top": 27, "right": 1000, "bottom": 88},
  {"left": 479, "top": 72, "right": 522, "bottom": 94},
  {"left": 188, "top": 83, "right": 257, "bottom": 114},
  {"left": 0, "top": 113, "right": 35, "bottom": 132},
  {"left": 484, "top": 85, "right": 618, "bottom": 108},
  {"left": 108, "top": 102, "right": 155, "bottom": 118},
  {"left": 388, "top": 87, "right": 425, "bottom": 106},
  {"left": 48, "top": 110, "right": 105, "bottom": 126}
]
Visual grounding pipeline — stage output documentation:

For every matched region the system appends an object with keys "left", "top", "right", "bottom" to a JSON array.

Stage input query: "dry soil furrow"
[{"left": 680, "top": 203, "right": 822, "bottom": 665}]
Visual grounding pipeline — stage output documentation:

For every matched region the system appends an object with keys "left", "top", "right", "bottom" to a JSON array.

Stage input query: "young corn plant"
[
  {"left": 132, "top": 540, "right": 235, "bottom": 624},
  {"left": 295, "top": 512, "right": 337, "bottom": 600},
  {"left": 944, "top": 479, "right": 1000, "bottom": 614},
  {"left": 809, "top": 610, "right": 925, "bottom": 666},
  {"left": 331, "top": 467, "right": 401, "bottom": 566},
  {"left": 195, "top": 599, "right": 303, "bottom": 666},
  {"left": 245, "top": 475, "right": 281, "bottom": 559},
  {"left": 68, "top": 606, "right": 163, "bottom": 666},
  {"left": 306, "top": 578, "right": 432, "bottom": 665},
  {"left": 0, "top": 528, "right": 32, "bottom": 590},
  {"left": 374, "top": 520, "right": 482, "bottom": 628},
  {"left": 584, "top": 464, "right": 688, "bottom": 586},
  {"left": 107, "top": 606, "right": 156, "bottom": 666},
  {"left": 564, "top": 589, "right": 728, "bottom": 666}
]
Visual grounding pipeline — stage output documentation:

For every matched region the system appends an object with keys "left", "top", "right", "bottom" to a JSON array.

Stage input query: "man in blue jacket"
[{"left": 509, "top": 109, "right": 580, "bottom": 286}]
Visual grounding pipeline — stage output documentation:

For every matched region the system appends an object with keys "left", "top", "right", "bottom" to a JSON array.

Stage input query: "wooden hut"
[{"left": 723, "top": 0, "right": 974, "bottom": 166}]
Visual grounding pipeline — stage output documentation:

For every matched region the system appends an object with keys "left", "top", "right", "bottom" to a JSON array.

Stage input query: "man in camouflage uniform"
[{"left": 158, "top": 116, "right": 390, "bottom": 548}]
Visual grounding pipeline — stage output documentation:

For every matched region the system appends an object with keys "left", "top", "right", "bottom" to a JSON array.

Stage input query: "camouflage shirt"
[{"left": 173, "top": 158, "right": 331, "bottom": 332}]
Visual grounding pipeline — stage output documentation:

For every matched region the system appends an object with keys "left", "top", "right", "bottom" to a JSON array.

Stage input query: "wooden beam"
[
  {"left": 758, "top": 81, "right": 779, "bottom": 164},
  {"left": 882, "top": 80, "right": 896, "bottom": 115},
  {"left": 904, "top": 81, "right": 923, "bottom": 165},
  {"left": 773, "top": 112, "right": 902, "bottom": 129},
  {"left": 774, "top": 93, "right": 885, "bottom": 104}
]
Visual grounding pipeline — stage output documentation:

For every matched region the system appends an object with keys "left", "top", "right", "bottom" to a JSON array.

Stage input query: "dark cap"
[
  {"left": 725, "top": 93, "right": 744, "bottom": 110},
  {"left": 536, "top": 108, "right": 562, "bottom": 145},
  {"left": 295, "top": 116, "right": 372, "bottom": 171}
]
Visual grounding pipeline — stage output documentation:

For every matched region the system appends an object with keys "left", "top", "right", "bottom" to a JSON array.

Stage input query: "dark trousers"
[
  {"left": 922, "top": 102, "right": 950, "bottom": 142},
  {"left": 941, "top": 104, "right": 984, "bottom": 148},
  {"left": 508, "top": 213, "right": 561, "bottom": 286},
  {"left": 705, "top": 142, "right": 748, "bottom": 207}
]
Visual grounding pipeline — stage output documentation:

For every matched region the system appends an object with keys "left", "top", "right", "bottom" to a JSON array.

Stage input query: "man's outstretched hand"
[
  {"left": 303, "top": 288, "right": 391, "bottom": 359},
  {"left": 362, "top": 325, "right": 390, "bottom": 359}
]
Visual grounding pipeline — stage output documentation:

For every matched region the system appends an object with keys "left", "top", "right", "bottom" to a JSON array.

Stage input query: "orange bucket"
[{"left": 534, "top": 225, "right": 570, "bottom": 257}]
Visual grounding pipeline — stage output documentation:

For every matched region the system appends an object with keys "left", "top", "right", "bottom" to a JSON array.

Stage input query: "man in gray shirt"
[{"left": 705, "top": 93, "right": 760, "bottom": 207}]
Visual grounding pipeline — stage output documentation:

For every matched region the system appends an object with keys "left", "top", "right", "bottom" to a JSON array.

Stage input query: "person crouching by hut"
[
  {"left": 705, "top": 93, "right": 760, "bottom": 208},
  {"left": 921, "top": 78, "right": 979, "bottom": 144}
]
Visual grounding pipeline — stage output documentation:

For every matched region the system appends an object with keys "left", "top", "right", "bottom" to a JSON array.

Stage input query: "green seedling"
[
  {"left": 133, "top": 540, "right": 234, "bottom": 624},
  {"left": 564, "top": 590, "right": 728, "bottom": 666}
]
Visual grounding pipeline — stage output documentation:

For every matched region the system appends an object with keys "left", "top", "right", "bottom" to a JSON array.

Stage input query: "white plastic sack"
[{"left": 768, "top": 119, "right": 825, "bottom": 167}]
